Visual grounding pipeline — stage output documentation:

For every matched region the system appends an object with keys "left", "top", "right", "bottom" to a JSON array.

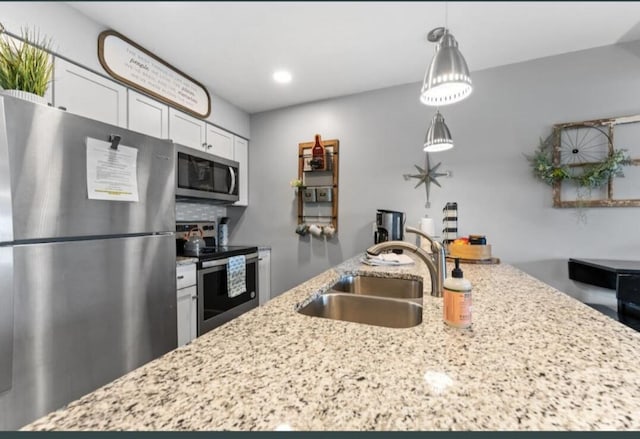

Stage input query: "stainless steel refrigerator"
[{"left": 0, "top": 95, "right": 177, "bottom": 429}]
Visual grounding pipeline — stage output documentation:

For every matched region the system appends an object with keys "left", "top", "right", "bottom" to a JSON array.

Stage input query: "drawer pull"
[{"left": 177, "top": 275, "right": 185, "bottom": 280}]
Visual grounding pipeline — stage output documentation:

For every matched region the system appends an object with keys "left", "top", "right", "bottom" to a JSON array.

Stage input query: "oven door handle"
[{"left": 200, "top": 253, "right": 259, "bottom": 270}]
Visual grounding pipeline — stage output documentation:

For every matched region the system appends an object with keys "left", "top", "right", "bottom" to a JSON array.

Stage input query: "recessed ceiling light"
[{"left": 273, "top": 70, "right": 292, "bottom": 84}]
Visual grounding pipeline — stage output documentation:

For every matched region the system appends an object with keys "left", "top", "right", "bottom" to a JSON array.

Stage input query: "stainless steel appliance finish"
[
  {"left": 198, "top": 252, "right": 259, "bottom": 335},
  {"left": 0, "top": 100, "right": 13, "bottom": 395},
  {"left": 176, "top": 222, "right": 259, "bottom": 336},
  {"left": 374, "top": 209, "right": 405, "bottom": 244},
  {"left": 176, "top": 144, "right": 239, "bottom": 204},
  {"left": 0, "top": 95, "right": 177, "bottom": 429}
]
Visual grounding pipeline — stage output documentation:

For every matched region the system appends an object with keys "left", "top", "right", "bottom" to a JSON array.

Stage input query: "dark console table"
[{"left": 569, "top": 258, "right": 640, "bottom": 329}]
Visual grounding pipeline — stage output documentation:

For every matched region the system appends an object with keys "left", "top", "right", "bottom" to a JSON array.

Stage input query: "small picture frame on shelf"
[
  {"left": 302, "top": 188, "right": 317, "bottom": 202},
  {"left": 316, "top": 187, "right": 332, "bottom": 202}
]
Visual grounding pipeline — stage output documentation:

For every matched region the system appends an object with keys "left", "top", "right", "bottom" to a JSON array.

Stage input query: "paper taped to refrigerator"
[{"left": 86, "top": 137, "right": 139, "bottom": 202}]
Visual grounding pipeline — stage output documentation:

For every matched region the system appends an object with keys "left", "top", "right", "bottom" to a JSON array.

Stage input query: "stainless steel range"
[{"left": 176, "top": 222, "right": 258, "bottom": 335}]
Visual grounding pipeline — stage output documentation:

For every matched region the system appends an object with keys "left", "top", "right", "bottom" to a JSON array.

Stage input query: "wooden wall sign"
[{"left": 98, "top": 30, "right": 211, "bottom": 118}]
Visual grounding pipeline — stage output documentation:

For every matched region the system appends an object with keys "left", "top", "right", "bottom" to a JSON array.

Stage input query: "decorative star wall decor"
[{"left": 403, "top": 153, "right": 450, "bottom": 208}]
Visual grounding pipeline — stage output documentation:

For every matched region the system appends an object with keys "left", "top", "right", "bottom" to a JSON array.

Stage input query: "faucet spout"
[
  {"left": 404, "top": 226, "right": 446, "bottom": 298},
  {"left": 366, "top": 240, "right": 442, "bottom": 297}
]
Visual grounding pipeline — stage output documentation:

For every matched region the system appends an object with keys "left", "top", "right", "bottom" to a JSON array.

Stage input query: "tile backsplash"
[{"left": 176, "top": 202, "right": 227, "bottom": 222}]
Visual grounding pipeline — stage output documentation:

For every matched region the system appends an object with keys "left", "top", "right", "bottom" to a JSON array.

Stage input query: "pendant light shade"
[
  {"left": 424, "top": 111, "right": 454, "bottom": 152},
  {"left": 420, "top": 27, "right": 472, "bottom": 106}
]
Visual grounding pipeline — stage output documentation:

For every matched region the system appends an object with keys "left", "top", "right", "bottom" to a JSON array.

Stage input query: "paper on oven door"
[{"left": 86, "top": 137, "right": 139, "bottom": 202}]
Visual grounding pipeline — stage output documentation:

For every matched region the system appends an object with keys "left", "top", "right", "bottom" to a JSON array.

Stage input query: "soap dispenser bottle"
[{"left": 443, "top": 258, "right": 472, "bottom": 328}]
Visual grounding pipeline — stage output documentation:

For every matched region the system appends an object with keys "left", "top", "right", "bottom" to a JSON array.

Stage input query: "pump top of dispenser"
[{"left": 452, "top": 258, "right": 463, "bottom": 278}]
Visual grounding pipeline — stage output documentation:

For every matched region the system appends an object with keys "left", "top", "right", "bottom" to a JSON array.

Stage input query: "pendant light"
[
  {"left": 420, "top": 26, "right": 472, "bottom": 106},
  {"left": 420, "top": 3, "right": 472, "bottom": 106},
  {"left": 423, "top": 110, "right": 453, "bottom": 152}
]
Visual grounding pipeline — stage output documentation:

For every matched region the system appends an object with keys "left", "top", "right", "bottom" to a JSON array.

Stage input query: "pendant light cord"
[{"left": 445, "top": 1, "right": 449, "bottom": 31}]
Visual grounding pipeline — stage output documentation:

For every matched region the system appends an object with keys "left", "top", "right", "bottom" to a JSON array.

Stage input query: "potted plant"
[{"left": 0, "top": 23, "right": 53, "bottom": 104}]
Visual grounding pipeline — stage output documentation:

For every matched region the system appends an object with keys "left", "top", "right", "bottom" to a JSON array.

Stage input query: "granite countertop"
[
  {"left": 176, "top": 256, "right": 198, "bottom": 266},
  {"left": 24, "top": 255, "right": 640, "bottom": 431}
]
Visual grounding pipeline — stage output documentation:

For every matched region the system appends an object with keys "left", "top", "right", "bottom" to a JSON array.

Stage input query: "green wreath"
[{"left": 527, "top": 137, "right": 632, "bottom": 188}]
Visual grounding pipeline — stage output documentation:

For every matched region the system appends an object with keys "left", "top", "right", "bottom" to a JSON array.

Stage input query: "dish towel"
[
  {"left": 361, "top": 253, "right": 415, "bottom": 266},
  {"left": 227, "top": 255, "right": 246, "bottom": 298}
]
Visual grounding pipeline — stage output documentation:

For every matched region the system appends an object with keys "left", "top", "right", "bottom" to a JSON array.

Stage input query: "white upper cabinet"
[
  {"left": 206, "top": 124, "right": 234, "bottom": 160},
  {"left": 233, "top": 136, "right": 249, "bottom": 206},
  {"left": 168, "top": 108, "right": 206, "bottom": 151},
  {"left": 53, "top": 57, "right": 127, "bottom": 127},
  {"left": 127, "top": 90, "right": 169, "bottom": 139}
]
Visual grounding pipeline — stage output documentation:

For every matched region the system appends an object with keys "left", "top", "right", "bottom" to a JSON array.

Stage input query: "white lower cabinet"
[
  {"left": 176, "top": 263, "right": 197, "bottom": 346},
  {"left": 53, "top": 57, "right": 127, "bottom": 127},
  {"left": 258, "top": 249, "right": 271, "bottom": 305}
]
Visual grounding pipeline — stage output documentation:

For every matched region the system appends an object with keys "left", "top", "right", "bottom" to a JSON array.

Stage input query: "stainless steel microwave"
[{"left": 175, "top": 144, "right": 239, "bottom": 203}]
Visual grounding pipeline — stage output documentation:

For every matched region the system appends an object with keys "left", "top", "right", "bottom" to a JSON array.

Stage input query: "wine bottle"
[{"left": 311, "top": 134, "right": 325, "bottom": 171}]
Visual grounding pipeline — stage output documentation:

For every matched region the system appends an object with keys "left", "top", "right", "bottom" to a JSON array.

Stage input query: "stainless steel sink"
[
  {"left": 298, "top": 292, "right": 422, "bottom": 328},
  {"left": 329, "top": 275, "right": 423, "bottom": 299}
]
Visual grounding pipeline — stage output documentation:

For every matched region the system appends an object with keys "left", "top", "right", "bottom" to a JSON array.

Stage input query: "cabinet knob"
[
  {"left": 191, "top": 296, "right": 198, "bottom": 301},
  {"left": 202, "top": 142, "right": 208, "bottom": 149},
  {"left": 208, "top": 144, "right": 212, "bottom": 150},
  {"left": 177, "top": 275, "right": 185, "bottom": 280}
]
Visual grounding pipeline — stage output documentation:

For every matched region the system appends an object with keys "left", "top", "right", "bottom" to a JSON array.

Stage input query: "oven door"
[{"left": 197, "top": 252, "right": 259, "bottom": 335}]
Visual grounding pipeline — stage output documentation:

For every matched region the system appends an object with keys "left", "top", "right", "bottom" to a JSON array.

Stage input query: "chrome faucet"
[
  {"left": 404, "top": 226, "right": 446, "bottom": 297},
  {"left": 366, "top": 240, "right": 443, "bottom": 298}
]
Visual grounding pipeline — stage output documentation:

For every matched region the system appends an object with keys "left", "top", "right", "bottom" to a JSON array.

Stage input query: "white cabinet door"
[
  {"left": 177, "top": 285, "right": 197, "bottom": 347},
  {"left": 190, "top": 287, "right": 198, "bottom": 342},
  {"left": 176, "top": 264, "right": 197, "bottom": 346},
  {"left": 177, "top": 289, "right": 192, "bottom": 347},
  {"left": 127, "top": 90, "right": 169, "bottom": 138},
  {"left": 233, "top": 136, "right": 249, "bottom": 206},
  {"left": 169, "top": 108, "right": 206, "bottom": 151},
  {"left": 258, "top": 249, "right": 271, "bottom": 305},
  {"left": 206, "top": 124, "right": 234, "bottom": 159},
  {"left": 53, "top": 57, "right": 127, "bottom": 127}
]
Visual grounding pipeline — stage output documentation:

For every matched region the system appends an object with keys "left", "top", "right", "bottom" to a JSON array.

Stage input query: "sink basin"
[
  {"left": 329, "top": 275, "right": 423, "bottom": 299},
  {"left": 298, "top": 293, "right": 422, "bottom": 328}
]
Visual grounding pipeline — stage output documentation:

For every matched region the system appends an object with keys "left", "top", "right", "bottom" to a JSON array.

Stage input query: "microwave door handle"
[{"left": 229, "top": 166, "right": 236, "bottom": 195}]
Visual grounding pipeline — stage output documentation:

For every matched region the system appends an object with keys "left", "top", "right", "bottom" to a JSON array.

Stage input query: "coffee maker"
[{"left": 374, "top": 209, "right": 405, "bottom": 244}]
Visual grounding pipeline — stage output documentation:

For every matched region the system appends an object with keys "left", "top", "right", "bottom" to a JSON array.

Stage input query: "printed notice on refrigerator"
[{"left": 86, "top": 137, "right": 139, "bottom": 202}]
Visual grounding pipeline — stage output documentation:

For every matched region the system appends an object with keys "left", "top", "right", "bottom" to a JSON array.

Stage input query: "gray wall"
[
  {"left": 233, "top": 42, "right": 640, "bottom": 298},
  {"left": 1, "top": 2, "right": 250, "bottom": 138}
]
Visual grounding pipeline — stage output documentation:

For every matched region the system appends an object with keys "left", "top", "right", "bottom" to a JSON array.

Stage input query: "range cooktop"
[{"left": 175, "top": 221, "right": 257, "bottom": 263}]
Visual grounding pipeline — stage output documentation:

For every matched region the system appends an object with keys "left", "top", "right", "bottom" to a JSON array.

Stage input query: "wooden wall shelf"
[{"left": 297, "top": 139, "right": 339, "bottom": 232}]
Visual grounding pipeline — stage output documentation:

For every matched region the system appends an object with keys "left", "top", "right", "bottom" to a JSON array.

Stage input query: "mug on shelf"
[
  {"left": 322, "top": 224, "right": 336, "bottom": 238},
  {"left": 295, "top": 223, "right": 309, "bottom": 236},
  {"left": 308, "top": 224, "right": 323, "bottom": 237}
]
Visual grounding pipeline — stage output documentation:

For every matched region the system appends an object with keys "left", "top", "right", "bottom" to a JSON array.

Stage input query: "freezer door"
[
  {"left": 0, "top": 246, "right": 14, "bottom": 394},
  {"left": 1, "top": 95, "right": 175, "bottom": 240},
  {"left": 0, "top": 234, "right": 177, "bottom": 430}
]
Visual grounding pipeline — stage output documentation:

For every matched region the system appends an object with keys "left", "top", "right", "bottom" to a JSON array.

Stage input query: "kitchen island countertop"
[{"left": 23, "top": 255, "right": 640, "bottom": 430}]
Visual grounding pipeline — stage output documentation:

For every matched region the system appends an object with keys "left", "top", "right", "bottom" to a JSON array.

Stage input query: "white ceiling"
[{"left": 69, "top": 1, "right": 640, "bottom": 114}]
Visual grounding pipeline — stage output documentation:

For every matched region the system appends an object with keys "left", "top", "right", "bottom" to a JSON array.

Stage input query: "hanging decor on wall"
[
  {"left": 98, "top": 30, "right": 211, "bottom": 118},
  {"left": 403, "top": 153, "right": 451, "bottom": 208},
  {"left": 527, "top": 114, "right": 640, "bottom": 208}
]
